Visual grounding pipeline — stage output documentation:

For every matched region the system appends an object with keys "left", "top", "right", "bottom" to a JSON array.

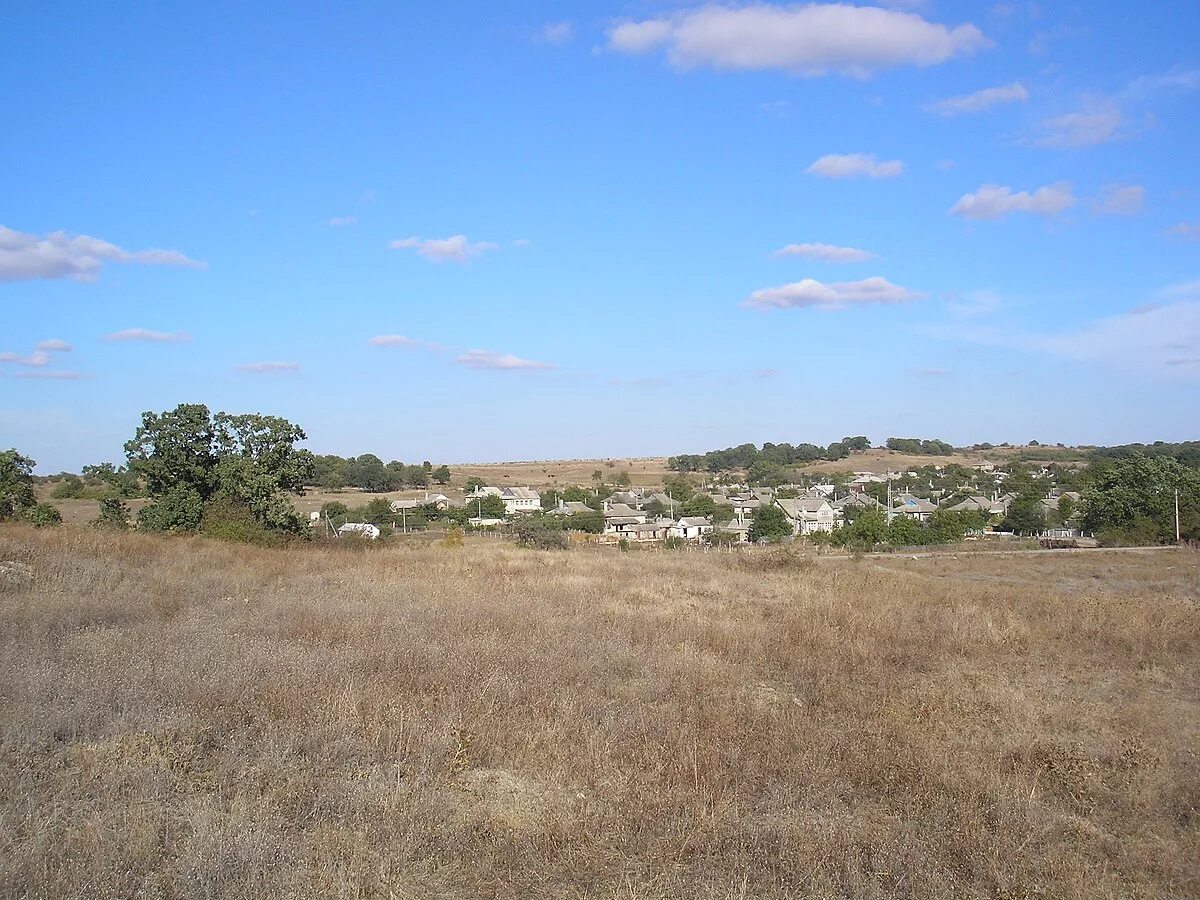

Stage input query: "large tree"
[
  {"left": 126, "top": 403, "right": 313, "bottom": 533},
  {"left": 749, "top": 504, "right": 792, "bottom": 543},
  {"left": 1081, "top": 455, "right": 1199, "bottom": 544},
  {"left": 0, "top": 450, "right": 37, "bottom": 520}
]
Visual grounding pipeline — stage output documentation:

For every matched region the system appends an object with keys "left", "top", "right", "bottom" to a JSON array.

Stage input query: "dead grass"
[{"left": 0, "top": 526, "right": 1197, "bottom": 898}]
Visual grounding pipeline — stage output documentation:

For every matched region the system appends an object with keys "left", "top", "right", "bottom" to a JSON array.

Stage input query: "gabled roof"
[
  {"left": 604, "top": 503, "right": 642, "bottom": 518},
  {"left": 776, "top": 497, "right": 833, "bottom": 519},
  {"left": 501, "top": 486, "right": 540, "bottom": 500},
  {"left": 676, "top": 516, "right": 711, "bottom": 527}
]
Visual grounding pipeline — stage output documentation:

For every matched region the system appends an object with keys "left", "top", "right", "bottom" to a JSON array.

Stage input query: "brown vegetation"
[{"left": 1, "top": 527, "right": 1197, "bottom": 897}]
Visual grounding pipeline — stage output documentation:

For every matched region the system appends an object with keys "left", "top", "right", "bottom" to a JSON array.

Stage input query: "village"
[{"left": 325, "top": 459, "right": 1089, "bottom": 546}]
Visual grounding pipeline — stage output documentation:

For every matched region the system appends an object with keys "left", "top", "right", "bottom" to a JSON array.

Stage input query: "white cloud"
[
  {"left": 537, "top": 21, "right": 573, "bottom": 46},
  {"left": 743, "top": 276, "right": 924, "bottom": 310},
  {"left": 389, "top": 234, "right": 498, "bottom": 263},
  {"left": 11, "top": 370, "right": 90, "bottom": 380},
  {"left": 1162, "top": 280, "right": 1200, "bottom": 298},
  {"left": 454, "top": 350, "right": 556, "bottom": 371},
  {"left": 806, "top": 153, "right": 903, "bottom": 179},
  {"left": 368, "top": 334, "right": 446, "bottom": 351},
  {"left": 329, "top": 215, "right": 357, "bottom": 227},
  {"left": 35, "top": 339, "right": 71, "bottom": 352},
  {"left": 948, "top": 182, "right": 1074, "bottom": 220},
  {"left": 0, "top": 224, "right": 205, "bottom": 283},
  {"left": 104, "top": 328, "right": 191, "bottom": 343},
  {"left": 935, "top": 158, "right": 957, "bottom": 171},
  {"left": 773, "top": 242, "right": 875, "bottom": 262},
  {"left": 235, "top": 361, "right": 300, "bottom": 373},
  {"left": 1168, "top": 222, "right": 1200, "bottom": 239},
  {"left": 606, "top": 4, "right": 987, "bottom": 76},
  {"left": 0, "top": 351, "right": 50, "bottom": 367},
  {"left": 947, "top": 289, "right": 1003, "bottom": 318},
  {"left": 1028, "top": 102, "right": 1123, "bottom": 148},
  {"left": 925, "top": 81, "right": 1028, "bottom": 116},
  {"left": 1092, "top": 184, "right": 1145, "bottom": 216}
]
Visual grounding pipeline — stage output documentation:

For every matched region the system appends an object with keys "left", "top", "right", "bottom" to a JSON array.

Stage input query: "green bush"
[
  {"left": 200, "top": 495, "right": 290, "bottom": 546},
  {"left": 137, "top": 486, "right": 204, "bottom": 532},
  {"left": 512, "top": 517, "right": 569, "bottom": 550},
  {"left": 26, "top": 503, "right": 63, "bottom": 527},
  {"left": 92, "top": 498, "right": 130, "bottom": 530}
]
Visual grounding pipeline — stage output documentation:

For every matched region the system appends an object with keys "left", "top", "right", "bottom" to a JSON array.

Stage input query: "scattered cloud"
[
  {"left": 948, "top": 182, "right": 1074, "bottom": 220},
  {"left": 35, "top": 339, "right": 71, "bottom": 352},
  {"left": 759, "top": 99, "right": 791, "bottom": 118},
  {"left": 947, "top": 289, "right": 1003, "bottom": 318},
  {"left": 1162, "top": 280, "right": 1200, "bottom": 298},
  {"left": 925, "top": 81, "right": 1028, "bottom": 116},
  {"left": 743, "top": 276, "right": 924, "bottom": 310},
  {"left": 1167, "top": 222, "right": 1200, "bottom": 240},
  {"left": 1092, "top": 184, "right": 1145, "bottom": 216},
  {"left": 806, "top": 153, "right": 903, "bottom": 179},
  {"left": 1027, "top": 100, "right": 1123, "bottom": 148},
  {"left": 1121, "top": 66, "right": 1200, "bottom": 103},
  {"left": 512, "top": 238, "right": 532, "bottom": 248},
  {"left": 389, "top": 234, "right": 498, "bottom": 263},
  {"left": 924, "top": 293, "right": 1200, "bottom": 379},
  {"left": 454, "top": 349, "right": 556, "bottom": 371},
  {"left": 104, "top": 328, "right": 191, "bottom": 343},
  {"left": 536, "top": 21, "right": 573, "bottom": 46},
  {"left": 605, "top": 5, "right": 987, "bottom": 76},
  {"left": 910, "top": 367, "right": 951, "bottom": 377},
  {"left": 368, "top": 334, "right": 446, "bottom": 351},
  {"left": 235, "top": 361, "right": 300, "bottom": 374},
  {"left": 0, "top": 351, "right": 50, "bottom": 367},
  {"left": 11, "top": 370, "right": 90, "bottom": 380},
  {"left": 935, "top": 158, "right": 957, "bottom": 171},
  {"left": 0, "top": 224, "right": 204, "bottom": 283},
  {"left": 328, "top": 215, "right": 357, "bottom": 227},
  {"left": 773, "top": 242, "right": 875, "bottom": 262}
]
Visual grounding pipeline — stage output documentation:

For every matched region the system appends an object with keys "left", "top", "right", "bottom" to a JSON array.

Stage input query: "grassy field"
[{"left": 1, "top": 527, "right": 1197, "bottom": 897}]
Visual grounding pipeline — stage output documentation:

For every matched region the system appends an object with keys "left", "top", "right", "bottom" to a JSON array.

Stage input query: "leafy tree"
[
  {"left": 749, "top": 504, "right": 792, "bottom": 543},
  {"left": 465, "top": 476, "right": 486, "bottom": 493},
  {"left": 83, "top": 462, "right": 141, "bottom": 497},
  {"left": 1001, "top": 493, "right": 1046, "bottom": 536},
  {"left": 343, "top": 454, "right": 396, "bottom": 493},
  {"left": 614, "top": 470, "right": 632, "bottom": 488},
  {"left": 1056, "top": 494, "right": 1077, "bottom": 525},
  {"left": 842, "top": 436, "right": 871, "bottom": 453},
  {"left": 566, "top": 510, "right": 604, "bottom": 534},
  {"left": 50, "top": 475, "right": 86, "bottom": 499},
  {"left": 681, "top": 494, "right": 716, "bottom": 519},
  {"left": 404, "top": 464, "right": 430, "bottom": 487},
  {"left": 26, "top": 502, "right": 62, "bottom": 527},
  {"left": 0, "top": 450, "right": 37, "bottom": 520},
  {"left": 644, "top": 498, "right": 666, "bottom": 518},
  {"left": 886, "top": 515, "right": 924, "bottom": 546},
  {"left": 1081, "top": 454, "right": 1199, "bottom": 544},
  {"left": 560, "top": 485, "right": 589, "bottom": 503},
  {"left": 471, "top": 494, "right": 506, "bottom": 519},
  {"left": 664, "top": 476, "right": 696, "bottom": 503},
  {"left": 512, "top": 517, "right": 568, "bottom": 550},
  {"left": 432, "top": 464, "right": 452, "bottom": 485},
  {"left": 137, "top": 486, "right": 204, "bottom": 532},
  {"left": 92, "top": 497, "right": 131, "bottom": 530},
  {"left": 836, "top": 508, "right": 888, "bottom": 548},
  {"left": 126, "top": 403, "right": 313, "bottom": 534}
]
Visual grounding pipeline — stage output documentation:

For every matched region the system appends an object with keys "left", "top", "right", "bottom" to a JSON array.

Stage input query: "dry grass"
[{"left": 1, "top": 527, "right": 1197, "bottom": 898}]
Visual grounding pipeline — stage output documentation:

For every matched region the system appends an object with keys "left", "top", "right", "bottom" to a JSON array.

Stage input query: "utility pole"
[
  {"left": 886, "top": 469, "right": 893, "bottom": 525},
  {"left": 1176, "top": 487, "right": 1182, "bottom": 546}
]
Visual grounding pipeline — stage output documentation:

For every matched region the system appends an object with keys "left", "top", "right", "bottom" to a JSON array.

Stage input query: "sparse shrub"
[
  {"left": 25, "top": 503, "right": 62, "bottom": 528},
  {"left": 512, "top": 517, "right": 569, "bottom": 550},
  {"left": 50, "top": 475, "right": 86, "bottom": 499},
  {"left": 200, "top": 495, "right": 290, "bottom": 546},
  {"left": 662, "top": 536, "right": 685, "bottom": 550},
  {"left": 138, "top": 486, "right": 204, "bottom": 532},
  {"left": 441, "top": 525, "right": 465, "bottom": 548},
  {"left": 92, "top": 497, "right": 130, "bottom": 530},
  {"left": 618, "top": 538, "right": 629, "bottom": 552}
]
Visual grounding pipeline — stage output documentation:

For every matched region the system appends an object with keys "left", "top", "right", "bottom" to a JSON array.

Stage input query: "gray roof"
[
  {"left": 605, "top": 503, "right": 642, "bottom": 518},
  {"left": 676, "top": 516, "right": 711, "bottom": 527},
  {"left": 501, "top": 486, "right": 540, "bottom": 501},
  {"left": 776, "top": 497, "right": 833, "bottom": 520}
]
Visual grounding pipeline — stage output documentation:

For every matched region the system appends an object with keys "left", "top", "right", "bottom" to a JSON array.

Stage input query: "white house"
[
  {"left": 500, "top": 486, "right": 541, "bottom": 515},
  {"left": 891, "top": 493, "right": 938, "bottom": 522},
  {"left": 775, "top": 497, "right": 838, "bottom": 535},
  {"left": 670, "top": 516, "right": 713, "bottom": 542},
  {"left": 337, "top": 522, "right": 380, "bottom": 540}
]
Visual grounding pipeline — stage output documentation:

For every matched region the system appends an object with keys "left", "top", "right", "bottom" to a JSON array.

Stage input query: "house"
[
  {"left": 549, "top": 500, "right": 593, "bottom": 516},
  {"left": 670, "top": 516, "right": 713, "bottom": 542},
  {"left": 338, "top": 522, "right": 380, "bottom": 540},
  {"left": 891, "top": 493, "right": 938, "bottom": 522},
  {"left": 945, "top": 495, "right": 995, "bottom": 515},
  {"left": 500, "top": 486, "right": 541, "bottom": 515},
  {"left": 604, "top": 502, "right": 646, "bottom": 522},
  {"left": 719, "top": 518, "right": 751, "bottom": 543},
  {"left": 830, "top": 493, "right": 882, "bottom": 513},
  {"left": 603, "top": 515, "right": 668, "bottom": 542},
  {"left": 389, "top": 499, "right": 424, "bottom": 512},
  {"left": 775, "top": 497, "right": 838, "bottom": 535},
  {"left": 606, "top": 490, "right": 644, "bottom": 508},
  {"left": 466, "top": 485, "right": 502, "bottom": 498}
]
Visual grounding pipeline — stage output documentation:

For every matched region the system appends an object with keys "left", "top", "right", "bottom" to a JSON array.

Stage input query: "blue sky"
[{"left": 3, "top": 1, "right": 1199, "bottom": 472}]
